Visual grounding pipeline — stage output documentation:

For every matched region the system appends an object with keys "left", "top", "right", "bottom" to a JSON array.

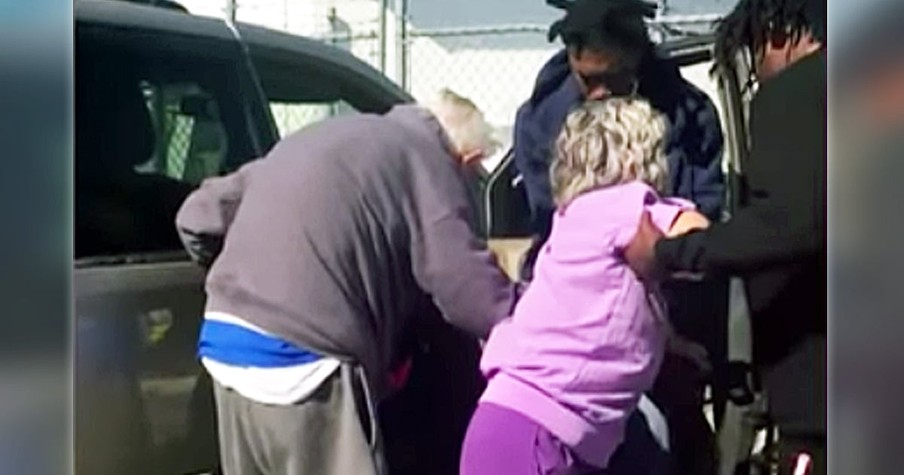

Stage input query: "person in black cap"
[
  {"left": 624, "top": 0, "right": 826, "bottom": 473},
  {"left": 516, "top": 0, "right": 725, "bottom": 269},
  {"left": 512, "top": 2, "right": 727, "bottom": 474}
]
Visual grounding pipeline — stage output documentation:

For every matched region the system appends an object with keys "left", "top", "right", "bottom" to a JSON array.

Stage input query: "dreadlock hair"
[
  {"left": 713, "top": 0, "right": 826, "bottom": 75},
  {"left": 547, "top": 0, "right": 657, "bottom": 69}
]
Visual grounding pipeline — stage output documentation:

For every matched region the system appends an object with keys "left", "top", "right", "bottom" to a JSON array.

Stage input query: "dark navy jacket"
[{"left": 514, "top": 48, "right": 725, "bottom": 242}]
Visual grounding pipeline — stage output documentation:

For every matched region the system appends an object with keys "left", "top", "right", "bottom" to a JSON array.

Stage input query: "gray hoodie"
[{"left": 176, "top": 105, "right": 519, "bottom": 397}]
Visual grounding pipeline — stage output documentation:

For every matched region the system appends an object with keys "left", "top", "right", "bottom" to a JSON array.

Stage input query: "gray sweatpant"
[{"left": 213, "top": 363, "right": 385, "bottom": 475}]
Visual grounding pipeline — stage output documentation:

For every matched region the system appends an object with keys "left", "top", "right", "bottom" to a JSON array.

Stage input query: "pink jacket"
[{"left": 479, "top": 181, "right": 694, "bottom": 468}]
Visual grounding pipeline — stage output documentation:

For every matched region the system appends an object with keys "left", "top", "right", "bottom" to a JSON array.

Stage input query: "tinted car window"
[
  {"left": 241, "top": 29, "right": 410, "bottom": 139},
  {"left": 75, "top": 36, "right": 257, "bottom": 259},
  {"left": 254, "top": 57, "right": 363, "bottom": 137},
  {"left": 138, "top": 81, "right": 230, "bottom": 185},
  {"left": 270, "top": 99, "right": 357, "bottom": 137}
]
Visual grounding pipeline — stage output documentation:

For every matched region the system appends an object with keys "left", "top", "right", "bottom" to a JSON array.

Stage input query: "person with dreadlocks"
[
  {"left": 624, "top": 0, "right": 826, "bottom": 473},
  {"left": 512, "top": 1, "right": 727, "bottom": 474}
]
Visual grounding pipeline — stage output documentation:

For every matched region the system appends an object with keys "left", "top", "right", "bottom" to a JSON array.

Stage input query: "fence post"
[
  {"left": 379, "top": 0, "right": 389, "bottom": 74},
  {"left": 225, "top": 0, "right": 236, "bottom": 22},
  {"left": 396, "top": 0, "right": 409, "bottom": 90}
]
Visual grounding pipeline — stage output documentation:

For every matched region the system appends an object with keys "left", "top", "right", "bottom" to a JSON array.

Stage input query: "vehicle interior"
[{"left": 75, "top": 44, "right": 257, "bottom": 260}]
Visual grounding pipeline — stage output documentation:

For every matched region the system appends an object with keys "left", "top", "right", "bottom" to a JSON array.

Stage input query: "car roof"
[
  {"left": 75, "top": 0, "right": 412, "bottom": 105},
  {"left": 75, "top": 0, "right": 236, "bottom": 41},
  {"left": 236, "top": 23, "right": 411, "bottom": 104}
]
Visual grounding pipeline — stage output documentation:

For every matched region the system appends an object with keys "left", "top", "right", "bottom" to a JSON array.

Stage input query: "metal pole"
[
  {"left": 395, "top": 0, "right": 408, "bottom": 90},
  {"left": 328, "top": 8, "right": 339, "bottom": 46},
  {"left": 225, "top": 0, "right": 236, "bottom": 22},
  {"left": 379, "top": 0, "right": 388, "bottom": 74}
]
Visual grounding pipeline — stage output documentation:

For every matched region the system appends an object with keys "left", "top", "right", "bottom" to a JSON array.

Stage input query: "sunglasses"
[{"left": 576, "top": 69, "right": 639, "bottom": 97}]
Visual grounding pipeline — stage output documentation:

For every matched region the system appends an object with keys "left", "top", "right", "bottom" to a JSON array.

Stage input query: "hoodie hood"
[
  {"left": 529, "top": 49, "right": 574, "bottom": 106},
  {"left": 527, "top": 46, "right": 685, "bottom": 112}
]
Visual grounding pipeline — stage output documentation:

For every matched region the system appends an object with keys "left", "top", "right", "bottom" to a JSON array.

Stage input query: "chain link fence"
[
  {"left": 406, "top": 25, "right": 553, "bottom": 150},
  {"left": 179, "top": 0, "right": 719, "bottom": 143},
  {"left": 404, "top": 15, "right": 719, "bottom": 151}
]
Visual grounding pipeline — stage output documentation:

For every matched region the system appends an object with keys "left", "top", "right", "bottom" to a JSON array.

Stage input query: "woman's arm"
[{"left": 667, "top": 210, "right": 710, "bottom": 237}]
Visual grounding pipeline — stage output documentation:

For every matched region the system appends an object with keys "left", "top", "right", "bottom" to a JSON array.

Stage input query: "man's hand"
[{"left": 623, "top": 211, "right": 665, "bottom": 282}]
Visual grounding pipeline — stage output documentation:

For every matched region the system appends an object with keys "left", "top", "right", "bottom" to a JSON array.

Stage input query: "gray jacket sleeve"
[
  {"left": 409, "top": 164, "right": 520, "bottom": 339},
  {"left": 175, "top": 161, "right": 257, "bottom": 266}
]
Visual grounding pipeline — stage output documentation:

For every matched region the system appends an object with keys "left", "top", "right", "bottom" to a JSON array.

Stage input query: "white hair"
[
  {"left": 424, "top": 89, "right": 499, "bottom": 158},
  {"left": 551, "top": 97, "right": 669, "bottom": 207}
]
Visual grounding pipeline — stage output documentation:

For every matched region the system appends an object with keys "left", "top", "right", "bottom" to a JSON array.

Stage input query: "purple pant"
[{"left": 460, "top": 403, "right": 599, "bottom": 475}]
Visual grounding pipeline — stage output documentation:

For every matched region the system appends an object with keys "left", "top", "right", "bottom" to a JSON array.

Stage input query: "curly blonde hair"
[{"left": 551, "top": 97, "right": 669, "bottom": 208}]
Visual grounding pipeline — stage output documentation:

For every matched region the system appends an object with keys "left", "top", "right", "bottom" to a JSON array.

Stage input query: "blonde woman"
[{"left": 460, "top": 98, "right": 708, "bottom": 474}]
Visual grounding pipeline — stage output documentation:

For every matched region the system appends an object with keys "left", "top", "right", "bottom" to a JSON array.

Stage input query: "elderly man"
[{"left": 175, "top": 90, "right": 519, "bottom": 475}]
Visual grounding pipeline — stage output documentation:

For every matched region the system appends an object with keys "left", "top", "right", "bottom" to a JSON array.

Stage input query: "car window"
[
  {"left": 269, "top": 99, "right": 357, "bottom": 137},
  {"left": 75, "top": 36, "right": 258, "bottom": 259},
  {"left": 243, "top": 36, "right": 409, "bottom": 139},
  {"left": 136, "top": 81, "right": 230, "bottom": 185},
  {"left": 247, "top": 50, "right": 366, "bottom": 137}
]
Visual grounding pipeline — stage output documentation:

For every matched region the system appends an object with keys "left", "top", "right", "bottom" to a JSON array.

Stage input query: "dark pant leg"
[
  {"left": 650, "top": 354, "right": 717, "bottom": 475},
  {"left": 657, "top": 278, "right": 729, "bottom": 475},
  {"left": 605, "top": 405, "right": 670, "bottom": 475},
  {"left": 381, "top": 308, "right": 484, "bottom": 475}
]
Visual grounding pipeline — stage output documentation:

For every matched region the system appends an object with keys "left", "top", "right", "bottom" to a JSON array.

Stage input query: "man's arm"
[
  {"left": 175, "top": 161, "right": 257, "bottom": 267},
  {"left": 654, "top": 68, "right": 825, "bottom": 274},
  {"left": 411, "top": 211, "right": 521, "bottom": 339},
  {"left": 409, "top": 167, "right": 520, "bottom": 339}
]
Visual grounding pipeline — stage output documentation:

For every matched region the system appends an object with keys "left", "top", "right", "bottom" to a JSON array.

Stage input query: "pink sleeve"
[
  {"left": 647, "top": 196, "right": 696, "bottom": 234},
  {"left": 611, "top": 184, "right": 697, "bottom": 250}
]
